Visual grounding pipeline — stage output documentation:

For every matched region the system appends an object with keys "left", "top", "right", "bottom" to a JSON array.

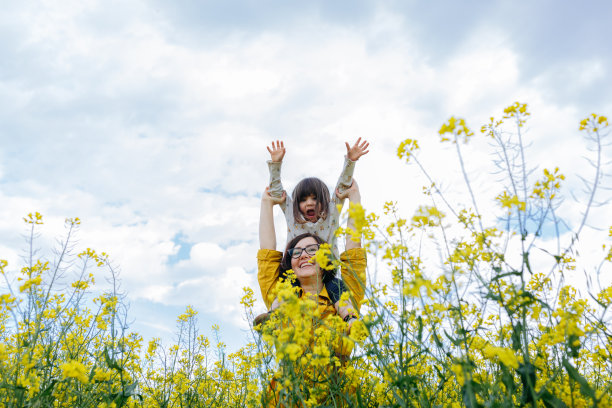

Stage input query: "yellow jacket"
[{"left": 257, "top": 248, "right": 367, "bottom": 315}]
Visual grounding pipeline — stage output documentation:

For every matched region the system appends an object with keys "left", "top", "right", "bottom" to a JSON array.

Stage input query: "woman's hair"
[
  {"left": 291, "top": 177, "right": 330, "bottom": 222},
  {"left": 279, "top": 233, "right": 335, "bottom": 284}
]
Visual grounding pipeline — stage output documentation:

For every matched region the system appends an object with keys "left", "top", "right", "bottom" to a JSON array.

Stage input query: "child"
[{"left": 266, "top": 138, "right": 369, "bottom": 322}]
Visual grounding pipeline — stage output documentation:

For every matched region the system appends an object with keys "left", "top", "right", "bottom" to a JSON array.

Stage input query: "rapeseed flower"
[{"left": 60, "top": 360, "right": 89, "bottom": 384}]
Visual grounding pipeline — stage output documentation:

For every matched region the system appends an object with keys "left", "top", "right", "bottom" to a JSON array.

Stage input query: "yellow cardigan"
[{"left": 257, "top": 248, "right": 367, "bottom": 316}]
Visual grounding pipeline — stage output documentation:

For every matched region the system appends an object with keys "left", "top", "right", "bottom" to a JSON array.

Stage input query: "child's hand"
[
  {"left": 267, "top": 140, "right": 285, "bottom": 162},
  {"left": 345, "top": 138, "right": 369, "bottom": 161}
]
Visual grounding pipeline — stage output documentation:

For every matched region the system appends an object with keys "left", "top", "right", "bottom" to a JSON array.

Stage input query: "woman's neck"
[{"left": 298, "top": 276, "right": 324, "bottom": 296}]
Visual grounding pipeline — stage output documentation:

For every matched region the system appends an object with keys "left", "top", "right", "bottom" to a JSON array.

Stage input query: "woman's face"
[{"left": 289, "top": 236, "right": 322, "bottom": 281}]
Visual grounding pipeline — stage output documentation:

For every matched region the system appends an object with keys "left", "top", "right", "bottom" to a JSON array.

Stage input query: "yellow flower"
[
  {"left": 60, "top": 360, "right": 89, "bottom": 384},
  {"left": 496, "top": 191, "right": 526, "bottom": 212},
  {"left": 0, "top": 293, "right": 17, "bottom": 310},
  {"left": 19, "top": 276, "right": 42, "bottom": 292},
  {"left": 240, "top": 287, "right": 255, "bottom": 308},
  {"left": 411, "top": 205, "right": 445, "bottom": 227},
  {"left": 502, "top": 102, "right": 530, "bottom": 126},
  {"left": 71, "top": 280, "right": 90, "bottom": 290},
  {"left": 349, "top": 319, "right": 368, "bottom": 344},
  {"left": 597, "top": 285, "right": 612, "bottom": 306},
  {"left": 177, "top": 305, "right": 197, "bottom": 322},
  {"left": 397, "top": 138, "right": 420, "bottom": 162},
  {"left": 93, "top": 367, "right": 112, "bottom": 382},
  {"left": 23, "top": 212, "right": 44, "bottom": 224},
  {"left": 439, "top": 116, "right": 473, "bottom": 143},
  {"left": 451, "top": 363, "right": 465, "bottom": 386},
  {"left": 313, "top": 243, "right": 334, "bottom": 271},
  {"left": 349, "top": 202, "right": 367, "bottom": 236},
  {"left": 283, "top": 343, "right": 302, "bottom": 361},
  {"left": 579, "top": 113, "right": 609, "bottom": 131},
  {"left": 483, "top": 345, "right": 520, "bottom": 369}
]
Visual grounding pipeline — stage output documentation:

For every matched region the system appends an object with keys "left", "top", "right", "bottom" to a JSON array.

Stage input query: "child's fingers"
[
  {"left": 267, "top": 146, "right": 273, "bottom": 154},
  {"left": 269, "top": 140, "right": 285, "bottom": 152}
]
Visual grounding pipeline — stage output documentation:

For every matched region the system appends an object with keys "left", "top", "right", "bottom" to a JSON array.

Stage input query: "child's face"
[{"left": 299, "top": 194, "right": 319, "bottom": 222}]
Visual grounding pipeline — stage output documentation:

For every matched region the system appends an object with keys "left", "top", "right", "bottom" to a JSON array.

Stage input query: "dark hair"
[
  {"left": 279, "top": 233, "right": 335, "bottom": 285},
  {"left": 291, "top": 177, "right": 330, "bottom": 223}
]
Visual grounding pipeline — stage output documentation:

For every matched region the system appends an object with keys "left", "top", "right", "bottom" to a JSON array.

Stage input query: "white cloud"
[{"left": 188, "top": 242, "right": 226, "bottom": 268}]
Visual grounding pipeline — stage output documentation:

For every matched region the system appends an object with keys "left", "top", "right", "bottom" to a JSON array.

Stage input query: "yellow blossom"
[
  {"left": 60, "top": 360, "right": 89, "bottom": 384},
  {"left": 397, "top": 138, "right": 420, "bottom": 162},
  {"left": 439, "top": 116, "right": 473, "bottom": 143},
  {"left": 93, "top": 367, "right": 112, "bottom": 382},
  {"left": 313, "top": 243, "right": 334, "bottom": 270},
  {"left": 19, "top": 276, "right": 42, "bottom": 292},
  {"left": 483, "top": 345, "right": 520, "bottom": 369},
  {"left": 496, "top": 191, "right": 526, "bottom": 212}
]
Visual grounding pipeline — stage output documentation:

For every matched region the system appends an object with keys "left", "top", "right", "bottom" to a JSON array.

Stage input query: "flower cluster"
[{"left": 438, "top": 116, "right": 473, "bottom": 143}]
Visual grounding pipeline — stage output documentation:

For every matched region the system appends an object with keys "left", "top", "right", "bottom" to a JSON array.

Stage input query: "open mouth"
[{"left": 306, "top": 209, "right": 316, "bottom": 220}]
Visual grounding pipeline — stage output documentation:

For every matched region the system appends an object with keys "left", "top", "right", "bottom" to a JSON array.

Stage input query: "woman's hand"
[
  {"left": 345, "top": 138, "right": 369, "bottom": 161},
  {"left": 267, "top": 140, "right": 286, "bottom": 162},
  {"left": 260, "top": 187, "right": 283, "bottom": 250},
  {"left": 336, "top": 179, "right": 360, "bottom": 201},
  {"left": 340, "top": 179, "right": 362, "bottom": 250},
  {"left": 263, "top": 187, "right": 286, "bottom": 205}
]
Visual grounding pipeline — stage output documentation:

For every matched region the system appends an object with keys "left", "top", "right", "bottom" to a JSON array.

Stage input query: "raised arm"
[
  {"left": 336, "top": 179, "right": 362, "bottom": 250},
  {"left": 259, "top": 187, "right": 285, "bottom": 250},
  {"left": 266, "top": 141, "right": 287, "bottom": 206},
  {"left": 336, "top": 138, "right": 370, "bottom": 195}
]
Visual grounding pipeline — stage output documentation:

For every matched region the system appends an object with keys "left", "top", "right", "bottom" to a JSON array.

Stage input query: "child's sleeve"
[
  {"left": 267, "top": 160, "right": 287, "bottom": 211},
  {"left": 334, "top": 156, "right": 356, "bottom": 199}
]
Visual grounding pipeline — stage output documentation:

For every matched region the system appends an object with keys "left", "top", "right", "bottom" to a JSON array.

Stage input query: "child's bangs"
[{"left": 293, "top": 177, "right": 329, "bottom": 203}]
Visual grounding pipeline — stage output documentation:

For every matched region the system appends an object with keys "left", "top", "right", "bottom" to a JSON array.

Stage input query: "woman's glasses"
[{"left": 288, "top": 243, "right": 320, "bottom": 259}]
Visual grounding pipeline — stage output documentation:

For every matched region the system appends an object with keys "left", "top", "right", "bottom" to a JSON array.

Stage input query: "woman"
[
  {"left": 255, "top": 180, "right": 366, "bottom": 328},
  {"left": 255, "top": 181, "right": 367, "bottom": 406}
]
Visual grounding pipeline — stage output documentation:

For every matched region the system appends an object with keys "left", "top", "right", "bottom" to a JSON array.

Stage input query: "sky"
[{"left": 1, "top": 0, "right": 611, "bottom": 352}]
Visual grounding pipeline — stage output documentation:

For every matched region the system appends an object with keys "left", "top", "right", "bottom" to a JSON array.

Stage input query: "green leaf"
[
  {"left": 491, "top": 270, "right": 521, "bottom": 280},
  {"left": 432, "top": 330, "right": 444, "bottom": 349},
  {"left": 562, "top": 358, "right": 596, "bottom": 400},
  {"left": 539, "top": 388, "right": 569, "bottom": 408},
  {"left": 38, "top": 379, "right": 58, "bottom": 398},
  {"left": 511, "top": 323, "right": 523, "bottom": 351},
  {"left": 518, "top": 362, "right": 536, "bottom": 404},
  {"left": 443, "top": 329, "right": 463, "bottom": 346},
  {"left": 104, "top": 347, "right": 123, "bottom": 373},
  {"left": 523, "top": 251, "right": 532, "bottom": 273}
]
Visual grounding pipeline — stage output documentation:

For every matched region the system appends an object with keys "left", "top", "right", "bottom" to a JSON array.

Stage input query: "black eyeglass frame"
[{"left": 288, "top": 243, "right": 320, "bottom": 259}]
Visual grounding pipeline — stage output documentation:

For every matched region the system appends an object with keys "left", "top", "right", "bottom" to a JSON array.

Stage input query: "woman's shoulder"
[
  {"left": 257, "top": 248, "right": 283, "bottom": 261},
  {"left": 340, "top": 247, "right": 367, "bottom": 261}
]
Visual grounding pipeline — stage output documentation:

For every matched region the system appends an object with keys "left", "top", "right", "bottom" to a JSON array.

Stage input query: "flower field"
[{"left": 1, "top": 104, "right": 611, "bottom": 407}]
